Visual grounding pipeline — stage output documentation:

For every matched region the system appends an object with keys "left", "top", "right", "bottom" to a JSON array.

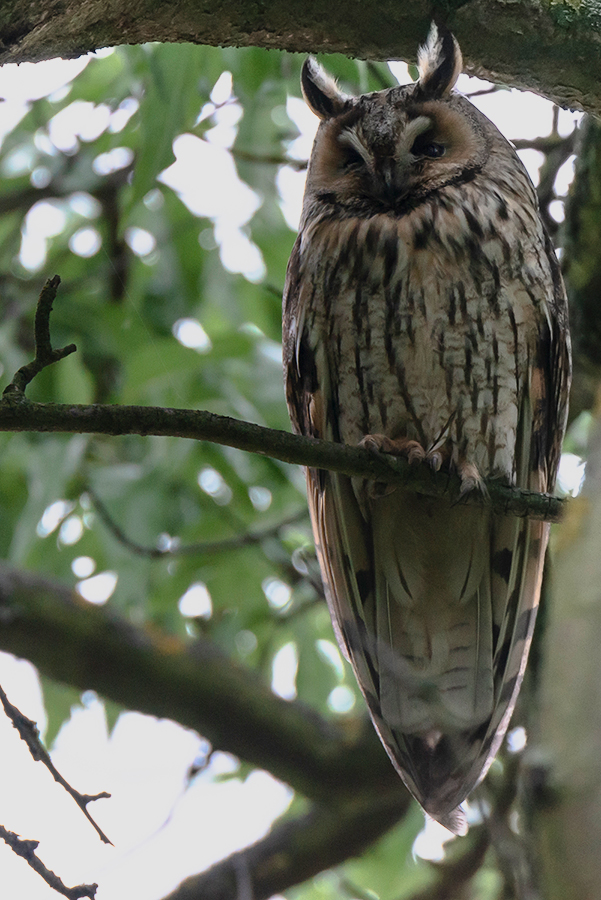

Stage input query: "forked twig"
[
  {"left": 0, "top": 825, "right": 98, "bottom": 899},
  {"left": 0, "top": 684, "right": 112, "bottom": 845},
  {"left": 2, "top": 275, "right": 76, "bottom": 399}
]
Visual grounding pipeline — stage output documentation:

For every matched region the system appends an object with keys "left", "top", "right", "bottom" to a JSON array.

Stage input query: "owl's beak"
[{"left": 375, "top": 155, "right": 413, "bottom": 207}]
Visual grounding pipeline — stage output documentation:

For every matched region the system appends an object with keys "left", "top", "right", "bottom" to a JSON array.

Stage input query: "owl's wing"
[
  {"left": 533, "top": 231, "right": 572, "bottom": 493},
  {"left": 464, "top": 262, "right": 571, "bottom": 804},
  {"left": 283, "top": 233, "right": 374, "bottom": 660}
]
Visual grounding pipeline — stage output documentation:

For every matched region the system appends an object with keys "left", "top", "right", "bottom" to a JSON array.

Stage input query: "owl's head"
[{"left": 300, "top": 24, "right": 499, "bottom": 218}]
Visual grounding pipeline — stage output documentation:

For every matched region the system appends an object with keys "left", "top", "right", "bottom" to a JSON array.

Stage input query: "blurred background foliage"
[
  {"left": 0, "top": 42, "right": 435, "bottom": 898},
  {"left": 0, "top": 41, "right": 588, "bottom": 900}
]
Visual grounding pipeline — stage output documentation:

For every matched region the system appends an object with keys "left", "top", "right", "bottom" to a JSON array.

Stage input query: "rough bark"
[
  {"left": 0, "top": 399, "right": 564, "bottom": 521},
  {"left": 1, "top": 0, "right": 601, "bottom": 114}
]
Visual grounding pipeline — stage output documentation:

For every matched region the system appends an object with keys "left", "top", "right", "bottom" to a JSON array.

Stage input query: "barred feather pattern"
[{"left": 283, "top": 29, "right": 570, "bottom": 832}]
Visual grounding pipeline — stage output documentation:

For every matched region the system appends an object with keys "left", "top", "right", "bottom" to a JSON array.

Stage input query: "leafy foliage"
[{"left": 0, "top": 44, "right": 452, "bottom": 898}]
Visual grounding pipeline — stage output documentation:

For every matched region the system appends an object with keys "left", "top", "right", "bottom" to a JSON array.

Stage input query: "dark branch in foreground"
[
  {"left": 0, "top": 562, "right": 398, "bottom": 801},
  {"left": 163, "top": 791, "right": 410, "bottom": 900},
  {"left": 407, "top": 829, "right": 489, "bottom": 900},
  {"left": 0, "top": 564, "right": 412, "bottom": 899},
  {"left": 0, "top": 684, "right": 111, "bottom": 845},
  {"left": 0, "top": 825, "right": 97, "bottom": 899}
]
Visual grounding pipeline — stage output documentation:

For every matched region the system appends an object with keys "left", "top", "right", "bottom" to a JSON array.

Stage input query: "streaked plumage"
[{"left": 283, "top": 25, "right": 570, "bottom": 832}]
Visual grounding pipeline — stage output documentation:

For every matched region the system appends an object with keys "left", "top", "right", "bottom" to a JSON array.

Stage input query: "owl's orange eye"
[{"left": 411, "top": 137, "right": 446, "bottom": 158}]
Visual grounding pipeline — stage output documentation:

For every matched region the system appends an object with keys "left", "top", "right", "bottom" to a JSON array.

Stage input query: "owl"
[{"left": 283, "top": 24, "right": 571, "bottom": 833}]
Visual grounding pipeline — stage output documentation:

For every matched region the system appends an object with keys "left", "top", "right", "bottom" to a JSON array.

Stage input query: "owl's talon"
[
  {"left": 458, "top": 462, "right": 487, "bottom": 497},
  {"left": 359, "top": 434, "right": 389, "bottom": 453},
  {"left": 359, "top": 435, "right": 426, "bottom": 460},
  {"left": 428, "top": 451, "right": 443, "bottom": 472},
  {"left": 407, "top": 445, "right": 426, "bottom": 464}
]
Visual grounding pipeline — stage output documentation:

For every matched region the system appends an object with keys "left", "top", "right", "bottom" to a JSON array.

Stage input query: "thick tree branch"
[
  {"left": 1, "top": 1, "right": 601, "bottom": 114},
  {"left": 0, "top": 400, "right": 565, "bottom": 522},
  {"left": 0, "top": 563, "right": 400, "bottom": 802},
  {"left": 407, "top": 830, "right": 489, "bottom": 900},
  {"left": 163, "top": 792, "right": 410, "bottom": 900}
]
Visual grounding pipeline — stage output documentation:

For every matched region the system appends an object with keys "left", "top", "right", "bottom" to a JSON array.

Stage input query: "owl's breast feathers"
[
  {"left": 283, "top": 32, "right": 570, "bottom": 832},
  {"left": 287, "top": 180, "right": 567, "bottom": 486}
]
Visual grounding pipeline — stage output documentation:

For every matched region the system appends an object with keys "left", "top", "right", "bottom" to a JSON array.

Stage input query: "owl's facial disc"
[
  {"left": 311, "top": 98, "right": 488, "bottom": 216},
  {"left": 337, "top": 114, "right": 449, "bottom": 208}
]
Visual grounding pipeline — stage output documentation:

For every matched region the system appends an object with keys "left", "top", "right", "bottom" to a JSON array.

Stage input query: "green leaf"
[
  {"left": 129, "top": 43, "right": 211, "bottom": 206},
  {"left": 40, "top": 677, "right": 83, "bottom": 749}
]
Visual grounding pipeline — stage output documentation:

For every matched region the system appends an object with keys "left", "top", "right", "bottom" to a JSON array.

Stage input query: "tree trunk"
[{"left": 532, "top": 401, "right": 601, "bottom": 899}]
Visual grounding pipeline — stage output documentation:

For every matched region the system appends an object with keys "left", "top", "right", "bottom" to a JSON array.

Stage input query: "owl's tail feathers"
[
  {"left": 431, "top": 807, "right": 468, "bottom": 836},
  {"left": 369, "top": 490, "right": 494, "bottom": 734}
]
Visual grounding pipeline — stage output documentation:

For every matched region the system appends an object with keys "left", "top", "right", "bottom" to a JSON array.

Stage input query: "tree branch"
[
  {"left": 2, "top": 276, "right": 76, "bottom": 399},
  {"left": 0, "top": 563, "right": 400, "bottom": 802},
  {"left": 86, "top": 488, "right": 308, "bottom": 559},
  {"left": 406, "top": 830, "right": 489, "bottom": 900},
  {"left": 2, "top": 1, "right": 601, "bottom": 114},
  {"left": 0, "top": 683, "right": 111, "bottom": 844},
  {"left": 0, "top": 276, "right": 566, "bottom": 522},
  {"left": 0, "top": 826, "right": 98, "bottom": 899},
  {"left": 162, "top": 791, "right": 410, "bottom": 900}
]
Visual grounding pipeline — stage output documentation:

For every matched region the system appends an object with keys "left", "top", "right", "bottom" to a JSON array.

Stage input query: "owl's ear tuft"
[
  {"left": 301, "top": 58, "right": 348, "bottom": 120},
  {"left": 416, "top": 22, "right": 463, "bottom": 98}
]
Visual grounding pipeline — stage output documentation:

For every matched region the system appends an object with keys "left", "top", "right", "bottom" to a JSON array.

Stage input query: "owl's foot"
[
  {"left": 359, "top": 434, "right": 444, "bottom": 470},
  {"left": 457, "top": 461, "right": 487, "bottom": 496},
  {"left": 359, "top": 434, "right": 445, "bottom": 497}
]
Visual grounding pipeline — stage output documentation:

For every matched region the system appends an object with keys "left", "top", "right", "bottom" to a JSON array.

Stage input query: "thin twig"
[
  {"left": 511, "top": 133, "right": 576, "bottom": 153},
  {"left": 2, "top": 276, "right": 76, "bottom": 399},
  {"left": 0, "top": 684, "right": 112, "bottom": 845},
  {"left": 87, "top": 487, "right": 307, "bottom": 558},
  {"left": 230, "top": 147, "right": 307, "bottom": 170},
  {"left": 0, "top": 825, "right": 98, "bottom": 899},
  {"left": 194, "top": 130, "right": 308, "bottom": 170}
]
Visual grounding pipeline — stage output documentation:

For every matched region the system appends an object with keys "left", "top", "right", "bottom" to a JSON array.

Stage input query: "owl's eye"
[
  {"left": 341, "top": 146, "right": 365, "bottom": 170},
  {"left": 411, "top": 136, "right": 446, "bottom": 159}
]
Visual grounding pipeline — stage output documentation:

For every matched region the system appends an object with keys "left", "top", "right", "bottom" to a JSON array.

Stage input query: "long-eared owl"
[{"left": 283, "top": 24, "right": 571, "bottom": 832}]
